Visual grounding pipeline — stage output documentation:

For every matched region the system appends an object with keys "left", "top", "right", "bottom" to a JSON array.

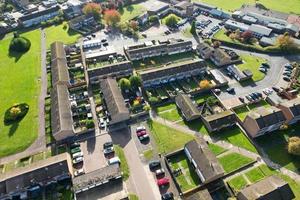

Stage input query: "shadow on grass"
[
  {"left": 8, "top": 122, "right": 19, "bottom": 137},
  {"left": 8, "top": 49, "right": 24, "bottom": 62}
]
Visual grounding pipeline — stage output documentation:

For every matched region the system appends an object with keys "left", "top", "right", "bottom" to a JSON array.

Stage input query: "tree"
[
  {"left": 199, "top": 80, "right": 210, "bottom": 89},
  {"left": 287, "top": 136, "right": 300, "bottom": 156},
  {"left": 241, "top": 30, "right": 253, "bottom": 43},
  {"left": 118, "top": 78, "right": 131, "bottom": 91},
  {"left": 9, "top": 34, "right": 31, "bottom": 53},
  {"left": 10, "top": 107, "right": 21, "bottom": 119},
  {"left": 190, "top": 20, "right": 196, "bottom": 35},
  {"left": 104, "top": 9, "right": 121, "bottom": 26},
  {"left": 149, "top": 15, "right": 159, "bottom": 24},
  {"left": 164, "top": 14, "right": 180, "bottom": 27},
  {"left": 129, "top": 20, "right": 139, "bottom": 31},
  {"left": 276, "top": 32, "right": 296, "bottom": 51},
  {"left": 82, "top": 3, "right": 102, "bottom": 20},
  {"left": 212, "top": 41, "right": 221, "bottom": 48},
  {"left": 129, "top": 75, "right": 142, "bottom": 88}
]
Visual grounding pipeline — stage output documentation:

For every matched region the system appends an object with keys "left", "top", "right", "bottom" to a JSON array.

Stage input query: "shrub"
[
  {"left": 287, "top": 136, "right": 300, "bottom": 156},
  {"left": 4, "top": 103, "right": 29, "bottom": 124},
  {"left": 149, "top": 96, "right": 159, "bottom": 104},
  {"left": 9, "top": 36, "right": 31, "bottom": 53},
  {"left": 143, "top": 105, "right": 151, "bottom": 111},
  {"left": 129, "top": 75, "right": 142, "bottom": 88},
  {"left": 86, "top": 120, "right": 95, "bottom": 129},
  {"left": 118, "top": 78, "right": 131, "bottom": 91},
  {"left": 164, "top": 14, "right": 180, "bottom": 27},
  {"left": 199, "top": 80, "right": 211, "bottom": 89}
]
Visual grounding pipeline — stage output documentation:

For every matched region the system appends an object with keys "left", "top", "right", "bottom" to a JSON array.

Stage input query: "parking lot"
[
  {"left": 195, "top": 14, "right": 223, "bottom": 38},
  {"left": 78, "top": 133, "right": 112, "bottom": 173}
]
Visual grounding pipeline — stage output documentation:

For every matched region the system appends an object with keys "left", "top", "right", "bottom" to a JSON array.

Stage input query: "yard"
[
  {"left": 218, "top": 152, "right": 254, "bottom": 173},
  {"left": 158, "top": 108, "right": 182, "bottom": 122},
  {"left": 234, "top": 106, "right": 249, "bottom": 121},
  {"left": 147, "top": 120, "right": 195, "bottom": 154},
  {"left": 237, "top": 54, "right": 266, "bottom": 82},
  {"left": 192, "top": 0, "right": 300, "bottom": 14},
  {"left": 119, "top": 4, "right": 146, "bottom": 23},
  {"left": 255, "top": 124, "right": 300, "bottom": 172},
  {"left": 168, "top": 152, "right": 201, "bottom": 192},
  {"left": 0, "top": 30, "right": 41, "bottom": 158},
  {"left": 114, "top": 145, "right": 130, "bottom": 180},
  {"left": 45, "top": 22, "right": 81, "bottom": 48}
]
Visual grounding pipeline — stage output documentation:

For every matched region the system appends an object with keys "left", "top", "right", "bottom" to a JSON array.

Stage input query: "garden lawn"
[
  {"left": 237, "top": 54, "right": 266, "bottom": 82},
  {"left": 192, "top": 0, "right": 300, "bottom": 14},
  {"left": 208, "top": 143, "right": 227, "bottom": 156},
  {"left": 158, "top": 108, "right": 182, "bottom": 122},
  {"left": 0, "top": 30, "right": 41, "bottom": 158},
  {"left": 228, "top": 175, "right": 247, "bottom": 191},
  {"left": 114, "top": 145, "right": 130, "bottom": 180},
  {"left": 148, "top": 120, "right": 194, "bottom": 154},
  {"left": 155, "top": 103, "right": 177, "bottom": 113},
  {"left": 45, "top": 22, "right": 81, "bottom": 48},
  {"left": 234, "top": 106, "right": 249, "bottom": 121},
  {"left": 119, "top": 4, "right": 146, "bottom": 23},
  {"left": 218, "top": 153, "right": 254, "bottom": 173}
]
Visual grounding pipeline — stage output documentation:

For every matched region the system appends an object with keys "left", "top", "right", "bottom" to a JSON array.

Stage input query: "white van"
[
  {"left": 108, "top": 156, "right": 120, "bottom": 165},
  {"left": 72, "top": 151, "right": 83, "bottom": 159}
]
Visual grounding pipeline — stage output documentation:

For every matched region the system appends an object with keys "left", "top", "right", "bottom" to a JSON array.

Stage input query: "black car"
[
  {"left": 262, "top": 63, "right": 270, "bottom": 68},
  {"left": 103, "top": 141, "right": 113, "bottom": 149},
  {"left": 161, "top": 192, "right": 174, "bottom": 200},
  {"left": 226, "top": 88, "right": 235, "bottom": 94},
  {"left": 272, "top": 86, "right": 280, "bottom": 92},
  {"left": 283, "top": 76, "right": 291, "bottom": 82},
  {"left": 238, "top": 97, "right": 245, "bottom": 103},
  {"left": 149, "top": 160, "right": 161, "bottom": 170}
]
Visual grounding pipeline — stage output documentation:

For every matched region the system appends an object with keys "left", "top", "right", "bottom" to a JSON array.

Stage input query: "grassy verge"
[
  {"left": 218, "top": 153, "right": 254, "bottom": 173},
  {"left": 234, "top": 106, "right": 249, "bottom": 121},
  {"left": 148, "top": 120, "right": 194, "bottom": 154},
  {"left": 143, "top": 149, "right": 154, "bottom": 160},
  {"left": 128, "top": 193, "right": 139, "bottom": 200},
  {"left": 237, "top": 54, "right": 266, "bottom": 82},
  {"left": 114, "top": 145, "right": 130, "bottom": 180},
  {"left": 158, "top": 108, "right": 182, "bottom": 122},
  {"left": 119, "top": 4, "right": 146, "bottom": 23}
]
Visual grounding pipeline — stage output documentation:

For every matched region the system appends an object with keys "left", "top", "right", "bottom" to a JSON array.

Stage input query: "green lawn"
[
  {"left": 128, "top": 194, "right": 139, "bottom": 200},
  {"left": 0, "top": 30, "right": 41, "bottom": 158},
  {"left": 155, "top": 103, "right": 177, "bottom": 113},
  {"left": 119, "top": 4, "right": 146, "bottom": 23},
  {"left": 208, "top": 143, "right": 227, "bottom": 156},
  {"left": 255, "top": 124, "right": 300, "bottom": 172},
  {"left": 237, "top": 54, "right": 266, "bottom": 82},
  {"left": 193, "top": 93, "right": 212, "bottom": 104},
  {"left": 158, "top": 108, "right": 182, "bottom": 122},
  {"left": 148, "top": 120, "right": 195, "bottom": 154},
  {"left": 234, "top": 106, "right": 250, "bottom": 121},
  {"left": 143, "top": 149, "right": 154, "bottom": 160},
  {"left": 45, "top": 22, "right": 81, "bottom": 48},
  {"left": 218, "top": 153, "right": 254, "bottom": 173},
  {"left": 245, "top": 166, "right": 266, "bottom": 183},
  {"left": 192, "top": 0, "right": 300, "bottom": 14},
  {"left": 168, "top": 153, "right": 201, "bottom": 191},
  {"left": 114, "top": 145, "right": 130, "bottom": 180},
  {"left": 228, "top": 175, "right": 248, "bottom": 191}
]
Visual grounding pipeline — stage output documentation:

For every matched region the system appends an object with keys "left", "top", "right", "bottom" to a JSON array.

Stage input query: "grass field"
[
  {"left": 0, "top": 30, "right": 41, "bottom": 158},
  {"left": 148, "top": 120, "right": 194, "bottom": 154},
  {"left": 45, "top": 22, "right": 81, "bottom": 48},
  {"left": 227, "top": 175, "right": 248, "bottom": 190},
  {"left": 218, "top": 153, "right": 254, "bottom": 173},
  {"left": 114, "top": 145, "right": 130, "bottom": 180},
  {"left": 234, "top": 106, "right": 250, "bottom": 121},
  {"left": 237, "top": 54, "right": 266, "bottom": 82},
  {"left": 119, "top": 4, "right": 146, "bottom": 23},
  {"left": 208, "top": 143, "right": 227, "bottom": 156},
  {"left": 158, "top": 108, "right": 182, "bottom": 122},
  {"left": 193, "top": 0, "right": 300, "bottom": 14}
]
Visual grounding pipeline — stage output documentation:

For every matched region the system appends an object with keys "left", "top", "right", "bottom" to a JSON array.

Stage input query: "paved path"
[{"left": 0, "top": 28, "right": 47, "bottom": 164}]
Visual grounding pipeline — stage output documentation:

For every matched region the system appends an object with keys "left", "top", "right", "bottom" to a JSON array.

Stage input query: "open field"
[
  {"left": 0, "top": 30, "right": 41, "bottom": 158},
  {"left": 45, "top": 22, "right": 81, "bottom": 48},
  {"left": 119, "top": 4, "right": 146, "bottom": 23},
  {"left": 218, "top": 153, "right": 254, "bottom": 173},
  {"left": 192, "top": 0, "right": 300, "bottom": 14},
  {"left": 147, "top": 120, "right": 194, "bottom": 154},
  {"left": 237, "top": 54, "right": 266, "bottom": 82}
]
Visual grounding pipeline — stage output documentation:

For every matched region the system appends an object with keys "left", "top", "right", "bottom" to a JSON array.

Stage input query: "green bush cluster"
[
  {"left": 4, "top": 103, "right": 29, "bottom": 124},
  {"left": 9, "top": 36, "right": 31, "bottom": 53}
]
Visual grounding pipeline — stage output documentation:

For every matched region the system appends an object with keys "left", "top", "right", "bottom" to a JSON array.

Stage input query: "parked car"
[
  {"left": 139, "top": 134, "right": 149, "bottom": 141},
  {"left": 261, "top": 63, "right": 270, "bottom": 68},
  {"left": 101, "top": 39, "right": 107, "bottom": 43},
  {"left": 272, "top": 86, "right": 280, "bottom": 92},
  {"left": 149, "top": 160, "right": 161, "bottom": 170},
  {"left": 155, "top": 168, "right": 165, "bottom": 177},
  {"left": 99, "top": 118, "right": 105, "bottom": 129},
  {"left": 284, "top": 68, "right": 293, "bottom": 72},
  {"left": 226, "top": 88, "right": 235, "bottom": 94},
  {"left": 103, "top": 146, "right": 114, "bottom": 155},
  {"left": 259, "top": 68, "right": 267, "bottom": 73},
  {"left": 71, "top": 142, "right": 80, "bottom": 149},
  {"left": 213, "top": 88, "right": 221, "bottom": 94},
  {"left": 73, "top": 156, "right": 84, "bottom": 164},
  {"left": 72, "top": 151, "right": 83, "bottom": 159},
  {"left": 71, "top": 147, "right": 81, "bottom": 154},
  {"left": 136, "top": 126, "right": 146, "bottom": 132},
  {"left": 283, "top": 76, "right": 291, "bottom": 82},
  {"left": 161, "top": 192, "right": 174, "bottom": 200},
  {"left": 283, "top": 72, "right": 292, "bottom": 76},
  {"left": 137, "top": 130, "right": 147, "bottom": 137},
  {"left": 157, "top": 178, "right": 169, "bottom": 187},
  {"left": 103, "top": 141, "right": 113, "bottom": 149},
  {"left": 245, "top": 95, "right": 253, "bottom": 102},
  {"left": 74, "top": 168, "right": 85, "bottom": 177},
  {"left": 108, "top": 156, "right": 120, "bottom": 165},
  {"left": 238, "top": 97, "right": 245, "bottom": 103}
]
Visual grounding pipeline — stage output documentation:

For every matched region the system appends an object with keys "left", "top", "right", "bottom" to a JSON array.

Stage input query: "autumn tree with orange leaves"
[
  {"left": 104, "top": 9, "right": 121, "bottom": 27},
  {"left": 82, "top": 3, "right": 102, "bottom": 20}
]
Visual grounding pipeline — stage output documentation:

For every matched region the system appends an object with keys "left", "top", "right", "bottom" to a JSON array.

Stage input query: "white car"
[
  {"left": 108, "top": 156, "right": 120, "bottom": 165},
  {"left": 74, "top": 168, "right": 85, "bottom": 177},
  {"left": 72, "top": 151, "right": 83, "bottom": 159},
  {"left": 155, "top": 168, "right": 165, "bottom": 176},
  {"left": 136, "top": 126, "right": 146, "bottom": 132},
  {"left": 73, "top": 156, "right": 84, "bottom": 164}
]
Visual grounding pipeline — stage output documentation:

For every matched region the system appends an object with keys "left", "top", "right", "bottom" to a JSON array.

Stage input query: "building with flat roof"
[
  {"left": 243, "top": 106, "right": 286, "bottom": 138},
  {"left": 100, "top": 78, "right": 130, "bottom": 125},
  {"left": 237, "top": 175, "right": 295, "bottom": 200},
  {"left": 184, "top": 137, "right": 224, "bottom": 185},
  {"left": 175, "top": 93, "right": 201, "bottom": 121},
  {"left": 248, "top": 24, "right": 272, "bottom": 38}
]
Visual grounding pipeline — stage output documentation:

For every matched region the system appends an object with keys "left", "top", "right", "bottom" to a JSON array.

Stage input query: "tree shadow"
[
  {"left": 126, "top": 5, "right": 134, "bottom": 13},
  {"left": 6, "top": 122, "right": 19, "bottom": 137},
  {"left": 8, "top": 49, "right": 24, "bottom": 62}
]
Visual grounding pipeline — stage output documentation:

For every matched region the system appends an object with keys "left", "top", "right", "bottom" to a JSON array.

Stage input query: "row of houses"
[{"left": 124, "top": 39, "right": 193, "bottom": 61}]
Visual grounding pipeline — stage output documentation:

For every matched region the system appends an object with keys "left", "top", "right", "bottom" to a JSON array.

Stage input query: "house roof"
[
  {"left": 100, "top": 78, "right": 130, "bottom": 124},
  {"left": 249, "top": 24, "right": 272, "bottom": 36},
  {"left": 87, "top": 61, "right": 132, "bottom": 79},
  {"left": 51, "top": 57, "right": 70, "bottom": 87},
  {"left": 203, "top": 110, "right": 236, "bottom": 130},
  {"left": 197, "top": 42, "right": 214, "bottom": 55},
  {"left": 51, "top": 41, "right": 66, "bottom": 61},
  {"left": 237, "top": 175, "right": 295, "bottom": 200},
  {"left": 280, "top": 98, "right": 300, "bottom": 117},
  {"left": 0, "top": 153, "right": 71, "bottom": 195},
  {"left": 212, "top": 48, "right": 231, "bottom": 62},
  {"left": 246, "top": 106, "right": 286, "bottom": 128},
  {"left": 175, "top": 93, "right": 201, "bottom": 121},
  {"left": 185, "top": 188, "right": 213, "bottom": 200},
  {"left": 185, "top": 137, "right": 224, "bottom": 181},
  {"left": 51, "top": 84, "right": 74, "bottom": 139},
  {"left": 19, "top": 5, "right": 60, "bottom": 22}
]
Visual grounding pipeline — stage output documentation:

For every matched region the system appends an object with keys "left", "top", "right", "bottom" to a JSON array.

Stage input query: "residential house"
[
  {"left": 69, "top": 15, "right": 96, "bottom": 32},
  {"left": 278, "top": 98, "right": 300, "bottom": 125},
  {"left": 175, "top": 93, "right": 201, "bottom": 121},
  {"left": 202, "top": 110, "right": 236, "bottom": 133},
  {"left": 237, "top": 175, "right": 295, "bottom": 200},
  {"left": 124, "top": 39, "right": 193, "bottom": 61},
  {"left": 139, "top": 59, "right": 206, "bottom": 88},
  {"left": 100, "top": 78, "right": 130, "bottom": 126},
  {"left": 197, "top": 43, "right": 214, "bottom": 59},
  {"left": 210, "top": 48, "right": 232, "bottom": 67},
  {"left": 227, "top": 65, "right": 252, "bottom": 82},
  {"left": 243, "top": 106, "right": 286, "bottom": 138},
  {"left": 185, "top": 189, "right": 213, "bottom": 200},
  {"left": 63, "top": 0, "right": 83, "bottom": 19},
  {"left": 184, "top": 137, "right": 224, "bottom": 185},
  {"left": 18, "top": 5, "right": 60, "bottom": 27},
  {"left": 0, "top": 153, "right": 72, "bottom": 199}
]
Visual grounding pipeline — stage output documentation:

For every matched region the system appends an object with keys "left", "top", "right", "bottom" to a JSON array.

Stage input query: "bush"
[
  {"left": 86, "top": 119, "right": 95, "bottom": 129},
  {"left": 4, "top": 103, "right": 29, "bottom": 124},
  {"left": 199, "top": 80, "right": 211, "bottom": 89},
  {"left": 9, "top": 36, "right": 31, "bottom": 53},
  {"left": 149, "top": 96, "right": 159, "bottom": 104},
  {"left": 287, "top": 136, "right": 300, "bottom": 156}
]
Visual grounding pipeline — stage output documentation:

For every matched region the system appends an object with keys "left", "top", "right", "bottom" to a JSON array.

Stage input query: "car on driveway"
[
  {"left": 71, "top": 147, "right": 81, "bottom": 154},
  {"left": 283, "top": 76, "right": 291, "bottom": 82},
  {"left": 238, "top": 97, "right": 245, "bottom": 103},
  {"left": 74, "top": 168, "right": 85, "bottom": 177},
  {"left": 161, "top": 192, "right": 174, "bottom": 200},
  {"left": 103, "top": 141, "right": 113, "bottom": 149},
  {"left": 73, "top": 156, "right": 84, "bottom": 164},
  {"left": 149, "top": 160, "right": 161, "bottom": 170},
  {"left": 103, "top": 146, "right": 114, "bottom": 155},
  {"left": 137, "top": 130, "right": 147, "bottom": 137},
  {"left": 108, "top": 156, "right": 120, "bottom": 165},
  {"left": 71, "top": 142, "right": 80, "bottom": 149},
  {"left": 139, "top": 134, "right": 149, "bottom": 141},
  {"left": 226, "top": 88, "right": 235, "bottom": 94},
  {"left": 157, "top": 177, "right": 169, "bottom": 187},
  {"left": 72, "top": 151, "right": 83, "bottom": 159},
  {"left": 136, "top": 126, "right": 146, "bottom": 132},
  {"left": 155, "top": 168, "right": 165, "bottom": 177}
]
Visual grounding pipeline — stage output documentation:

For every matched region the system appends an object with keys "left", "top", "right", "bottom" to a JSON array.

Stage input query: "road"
[{"left": 110, "top": 128, "right": 161, "bottom": 200}]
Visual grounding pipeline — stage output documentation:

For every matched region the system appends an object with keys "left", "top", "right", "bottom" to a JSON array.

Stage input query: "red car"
[
  {"left": 157, "top": 178, "right": 169, "bottom": 187},
  {"left": 136, "top": 130, "right": 147, "bottom": 137}
]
